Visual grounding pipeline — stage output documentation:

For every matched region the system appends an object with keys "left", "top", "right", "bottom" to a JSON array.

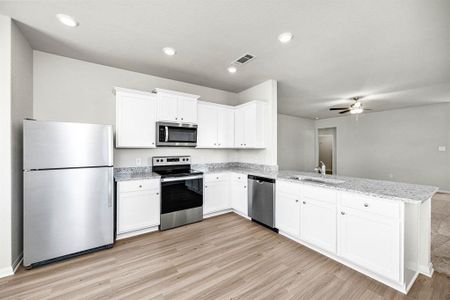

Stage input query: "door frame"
[{"left": 315, "top": 127, "right": 337, "bottom": 175}]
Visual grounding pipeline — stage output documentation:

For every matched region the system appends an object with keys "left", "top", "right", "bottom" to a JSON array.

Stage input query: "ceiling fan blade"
[
  {"left": 339, "top": 109, "right": 351, "bottom": 114},
  {"left": 329, "top": 107, "right": 349, "bottom": 111}
]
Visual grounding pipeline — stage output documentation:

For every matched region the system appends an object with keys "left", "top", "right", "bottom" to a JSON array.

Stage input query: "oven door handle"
[
  {"left": 165, "top": 126, "right": 169, "bottom": 142},
  {"left": 161, "top": 175, "right": 203, "bottom": 182}
]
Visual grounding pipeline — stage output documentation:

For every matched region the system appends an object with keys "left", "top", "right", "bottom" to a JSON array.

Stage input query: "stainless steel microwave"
[{"left": 156, "top": 122, "right": 197, "bottom": 147}]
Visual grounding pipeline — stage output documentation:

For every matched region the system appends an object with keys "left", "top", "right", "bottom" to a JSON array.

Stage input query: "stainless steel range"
[{"left": 152, "top": 156, "right": 203, "bottom": 230}]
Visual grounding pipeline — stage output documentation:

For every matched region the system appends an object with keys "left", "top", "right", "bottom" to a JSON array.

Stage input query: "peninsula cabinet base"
[{"left": 275, "top": 193, "right": 433, "bottom": 295}]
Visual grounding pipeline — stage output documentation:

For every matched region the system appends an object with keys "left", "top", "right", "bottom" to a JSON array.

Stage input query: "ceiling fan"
[{"left": 329, "top": 96, "right": 372, "bottom": 114}]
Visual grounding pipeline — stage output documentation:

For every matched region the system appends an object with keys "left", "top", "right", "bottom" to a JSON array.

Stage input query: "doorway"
[{"left": 317, "top": 128, "right": 336, "bottom": 175}]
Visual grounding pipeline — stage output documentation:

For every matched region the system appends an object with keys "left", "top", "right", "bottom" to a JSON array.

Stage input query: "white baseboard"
[
  {"left": 0, "top": 266, "right": 14, "bottom": 279},
  {"left": 12, "top": 253, "right": 23, "bottom": 273},
  {"left": 418, "top": 263, "right": 434, "bottom": 277},
  {"left": 0, "top": 253, "right": 23, "bottom": 279},
  {"left": 116, "top": 226, "right": 159, "bottom": 240}
]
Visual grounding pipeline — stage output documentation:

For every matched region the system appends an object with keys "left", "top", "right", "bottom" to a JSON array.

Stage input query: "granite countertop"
[
  {"left": 114, "top": 167, "right": 160, "bottom": 181},
  {"left": 276, "top": 171, "right": 438, "bottom": 204},
  {"left": 196, "top": 166, "right": 437, "bottom": 203},
  {"left": 114, "top": 164, "right": 438, "bottom": 203}
]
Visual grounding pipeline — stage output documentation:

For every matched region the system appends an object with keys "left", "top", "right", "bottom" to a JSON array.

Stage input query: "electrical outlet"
[
  {"left": 389, "top": 173, "right": 394, "bottom": 178},
  {"left": 438, "top": 146, "right": 446, "bottom": 152},
  {"left": 135, "top": 158, "right": 142, "bottom": 166}
]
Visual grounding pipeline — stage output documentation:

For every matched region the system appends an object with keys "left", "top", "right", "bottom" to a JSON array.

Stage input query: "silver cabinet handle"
[
  {"left": 341, "top": 211, "right": 345, "bottom": 215},
  {"left": 205, "top": 185, "right": 208, "bottom": 188},
  {"left": 181, "top": 117, "right": 183, "bottom": 120},
  {"left": 139, "top": 185, "right": 142, "bottom": 188},
  {"left": 216, "top": 177, "right": 219, "bottom": 179},
  {"left": 156, "top": 192, "right": 159, "bottom": 195},
  {"left": 244, "top": 186, "right": 246, "bottom": 188},
  {"left": 364, "top": 203, "right": 369, "bottom": 207},
  {"left": 295, "top": 199, "right": 299, "bottom": 203},
  {"left": 175, "top": 117, "right": 178, "bottom": 120},
  {"left": 302, "top": 201, "right": 306, "bottom": 204}
]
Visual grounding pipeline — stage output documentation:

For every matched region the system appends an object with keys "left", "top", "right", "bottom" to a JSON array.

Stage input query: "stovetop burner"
[{"left": 152, "top": 155, "right": 202, "bottom": 178}]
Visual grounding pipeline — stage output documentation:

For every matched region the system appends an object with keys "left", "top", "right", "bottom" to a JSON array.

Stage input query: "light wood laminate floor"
[{"left": 1, "top": 213, "right": 449, "bottom": 300}]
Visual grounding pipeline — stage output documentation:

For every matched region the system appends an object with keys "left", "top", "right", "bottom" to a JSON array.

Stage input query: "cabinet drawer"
[
  {"left": 204, "top": 173, "right": 229, "bottom": 183},
  {"left": 118, "top": 179, "right": 160, "bottom": 193},
  {"left": 277, "top": 180, "right": 301, "bottom": 196},
  {"left": 302, "top": 185, "right": 337, "bottom": 204},
  {"left": 339, "top": 192, "right": 400, "bottom": 219},
  {"left": 230, "top": 172, "right": 247, "bottom": 183}
]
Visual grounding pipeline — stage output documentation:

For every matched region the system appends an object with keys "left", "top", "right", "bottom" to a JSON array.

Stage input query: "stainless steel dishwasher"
[{"left": 248, "top": 175, "right": 276, "bottom": 230}]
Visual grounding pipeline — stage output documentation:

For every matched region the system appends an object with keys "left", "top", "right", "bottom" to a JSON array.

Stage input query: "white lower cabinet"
[
  {"left": 117, "top": 179, "right": 160, "bottom": 236},
  {"left": 204, "top": 174, "right": 230, "bottom": 214},
  {"left": 230, "top": 173, "right": 248, "bottom": 216},
  {"left": 300, "top": 197, "right": 336, "bottom": 254},
  {"left": 275, "top": 189, "right": 300, "bottom": 238},
  {"left": 337, "top": 206, "right": 401, "bottom": 281}
]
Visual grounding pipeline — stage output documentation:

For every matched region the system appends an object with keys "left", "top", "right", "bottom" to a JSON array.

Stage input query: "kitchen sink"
[{"left": 288, "top": 175, "right": 345, "bottom": 185}]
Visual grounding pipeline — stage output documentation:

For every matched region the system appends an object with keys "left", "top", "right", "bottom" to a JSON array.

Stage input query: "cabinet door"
[
  {"left": 243, "top": 104, "right": 257, "bottom": 148},
  {"left": 157, "top": 94, "right": 178, "bottom": 122},
  {"left": 338, "top": 207, "right": 400, "bottom": 281},
  {"left": 117, "top": 189, "right": 160, "bottom": 234},
  {"left": 230, "top": 177, "right": 248, "bottom": 216},
  {"left": 275, "top": 192, "right": 300, "bottom": 238},
  {"left": 116, "top": 93, "right": 156, "bottom": 148},
  {"left": 300, "top": 198, "right": 336, "bottom": 253},
  {"left": 204, "top": 181, "right": 229, "bottom": 214},
  {"left": 177, "top": 97, "right": 197, "bottom": 123},
  {"left": 197, "top": 103, "right": 218, "bottom": 148},
  {"left": 217, "top": 107, "right": 235, "bottom": 148},
  {"left": 234, "top": 107, "right": 245, "bottom": 148}
]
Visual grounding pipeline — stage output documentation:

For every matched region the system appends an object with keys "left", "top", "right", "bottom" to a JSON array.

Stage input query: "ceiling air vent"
[{"left": 234, "top": 53, "right": 255, "bottom": 65}]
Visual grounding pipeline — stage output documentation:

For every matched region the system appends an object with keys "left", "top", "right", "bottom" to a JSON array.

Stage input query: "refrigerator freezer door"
[
  {"left": 24, "top": 167, "right": 114, "bottom": 267},
  {"left": 24, "top": 120, "right": 113, "bottom": 170}
]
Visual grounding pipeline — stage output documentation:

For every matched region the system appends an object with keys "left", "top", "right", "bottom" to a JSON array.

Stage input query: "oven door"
[
  {"left": 157, "top": 122, "right": 197, "bottom": 147},
  {"left": 161, "top": 175, "right": 203, "bottom": 214}
]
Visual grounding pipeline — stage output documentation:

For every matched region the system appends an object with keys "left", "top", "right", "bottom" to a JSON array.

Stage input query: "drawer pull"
[
  {"left": 244, "top": 186, "right": 246, "bottom": 188},
  {"left": 295, "top": 199, "right": 299, "bottom": 203},
  {"left": 364, "top": 203, "right": 369, "bottom": 207},
  {"left": 341, "top": 211, "right": 345, "bottom": 215},
  {"left": 156, "top": 192, "right": 159, "bottom": 195},
  {"left": 139, "top": 185, "right": 142, "bottom": 188},
  {"left": 216, "top": 177, "right": 219, "bottom": 179},
  {"left": 302, "top": 201, "right": 306, "bottom": 204}
]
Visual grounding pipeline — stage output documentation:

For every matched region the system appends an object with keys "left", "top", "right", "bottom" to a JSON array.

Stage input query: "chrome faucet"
[{"left": 314, "top": 161, "right": 326, "bottom": 176}]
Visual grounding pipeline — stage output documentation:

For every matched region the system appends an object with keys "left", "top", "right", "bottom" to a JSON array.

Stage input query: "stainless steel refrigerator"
[{"left": 23, "top": 119, "right": 114, "bottom": 268}]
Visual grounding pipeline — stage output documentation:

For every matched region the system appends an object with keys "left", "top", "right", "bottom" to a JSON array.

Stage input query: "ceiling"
[{"left": 1, "top": 0, "right": 449, "bottom": 119}]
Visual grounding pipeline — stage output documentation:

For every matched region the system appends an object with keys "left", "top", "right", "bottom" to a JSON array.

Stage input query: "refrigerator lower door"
[{"left": 24, "top": 167, "right": 114, "bottom": 267}]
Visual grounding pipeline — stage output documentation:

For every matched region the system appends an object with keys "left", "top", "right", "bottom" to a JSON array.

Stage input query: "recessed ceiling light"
[
  {"left": 162, "top": 47, "right": 176, "bottom": 56},
  {"left": 278, "top": 32, "right": 293, "bottom": 43},
  {"left": 56, "top": 14, "right": 79, "bottom": 27},
  {"left": 227, "top": 66, "right": 237, "bottom": 74}
]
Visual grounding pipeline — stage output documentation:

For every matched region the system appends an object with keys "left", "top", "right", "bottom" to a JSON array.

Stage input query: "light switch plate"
[{"left": 438, "top": 146, "right": 446, "bottom": 152}]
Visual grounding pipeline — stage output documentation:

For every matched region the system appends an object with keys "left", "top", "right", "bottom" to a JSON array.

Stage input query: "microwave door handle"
[{"left": 165, "top": 126, "right": 169, "bottom": 142}]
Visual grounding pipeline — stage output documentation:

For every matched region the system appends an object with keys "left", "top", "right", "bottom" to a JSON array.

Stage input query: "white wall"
[
  {"left": 232, "top": 80, "right": 278, "bottom": 166},
  {"left": 0, "top": 15, "right": 13, "bottom": 276},
  {"left": 315, "top": 104, "right": 450, "bottom": 190},
  {"left": 0, "top": 16, "right": 33, "bottom": 277},
  {"left": 277, "top": 114, "right": 315, "bottom": 171},
  {"left": 10, "top": 21, "right": 33, "bottom": 268},
  {"left": 33, "top": 51, "right": 240, "bottom": 166}
]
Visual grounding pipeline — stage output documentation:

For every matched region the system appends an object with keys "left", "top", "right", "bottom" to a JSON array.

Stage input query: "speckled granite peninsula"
[{"left": 115, "top": 163, "right": 438, "bottom": 203}]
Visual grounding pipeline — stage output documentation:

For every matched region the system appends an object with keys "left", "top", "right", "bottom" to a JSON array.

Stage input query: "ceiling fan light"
[{"left": 350, "top": 107, "right": 363, "bottom": 114}]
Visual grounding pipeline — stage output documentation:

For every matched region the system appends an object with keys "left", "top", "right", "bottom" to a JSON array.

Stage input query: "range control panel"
[{"left": 152, "top": 156, "right": 191, "bottom": 166}]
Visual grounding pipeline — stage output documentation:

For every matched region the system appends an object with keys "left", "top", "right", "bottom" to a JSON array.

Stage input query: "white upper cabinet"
[
  {"left": 115, "top": 87, "right": 157, "bottom": 148},
  {"left": 234, "top": 101, "right": 265, "bottom": 148},
  {"left": 154, "top": 89, "right": 199, "bottom": 123},
  {"left": 197, "top": 101, "right": 234, "bottom": 148}
]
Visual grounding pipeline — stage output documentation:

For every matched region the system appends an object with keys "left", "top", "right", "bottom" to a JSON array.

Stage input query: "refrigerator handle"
[{"left": 108, "top": 170, "right": 113, "bottom": 208}]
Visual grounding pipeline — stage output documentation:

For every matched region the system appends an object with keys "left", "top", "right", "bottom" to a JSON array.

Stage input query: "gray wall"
[
  {"left": 316, "top": 104, "right": 450, "bottom": 190},
  {"left": 0, "top": 15, "right": 13, "bottom": 273},
  {"left": 33, "top": 51, "right": 240, "bottom": 166},
  {"left": 11, "top": 21, "right": 33, "bottom": 266},
  {"left": 277, "top": 114, "right": 315, "bottom": 171}
]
